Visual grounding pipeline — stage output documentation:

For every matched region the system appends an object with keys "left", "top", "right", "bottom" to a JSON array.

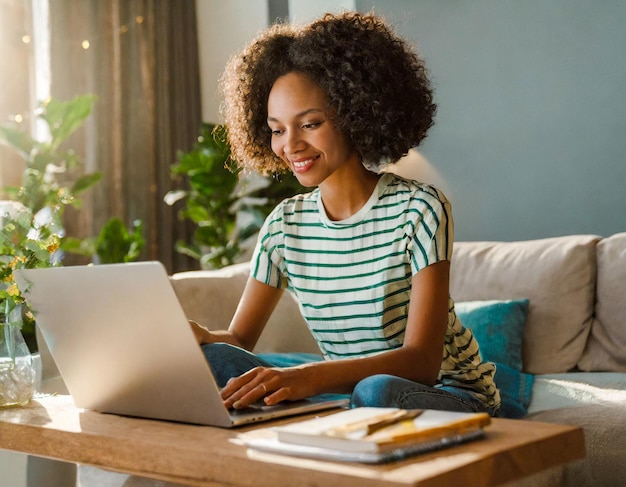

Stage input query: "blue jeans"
[
  {"left": 351, "top": 374, "right": 498, "bottom": 415},
  {"left": 202, "top": 342, "right": 277, "bottom": 387},
  {"left": 202, "top": 343, "right": 497, "bottom": 416}
]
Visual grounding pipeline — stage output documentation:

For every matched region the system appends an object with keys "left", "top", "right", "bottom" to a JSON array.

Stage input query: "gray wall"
[{"left": 358, "top": 1, "right": 626, "bottom": 241}]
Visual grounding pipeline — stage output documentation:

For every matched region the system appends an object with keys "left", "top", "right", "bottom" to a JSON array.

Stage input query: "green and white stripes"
[{"left": 251, "top": 173, "right": 499, "bottom": 409}]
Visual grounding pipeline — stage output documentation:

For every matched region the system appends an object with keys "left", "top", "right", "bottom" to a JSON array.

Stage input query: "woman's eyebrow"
[{"left": 267, "top": 108, "right": 325, "bottom": 123}]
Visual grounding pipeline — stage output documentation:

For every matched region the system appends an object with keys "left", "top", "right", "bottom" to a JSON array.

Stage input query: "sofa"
[{"left": 169, "top": 232, "right": 626, "bottom": 487}]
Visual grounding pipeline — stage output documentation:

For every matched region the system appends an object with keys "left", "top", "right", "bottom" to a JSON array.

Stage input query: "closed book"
[{"left": 274, "top": 407, "right": 491, "bottom": 454}]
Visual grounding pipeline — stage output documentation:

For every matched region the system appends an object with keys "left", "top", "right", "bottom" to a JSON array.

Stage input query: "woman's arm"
[
  {"left": 221, "top": 260, "right": 451, "bottom": 409},
  {"left": 191, "top": 277, "right": 285, "bottom": 350}
]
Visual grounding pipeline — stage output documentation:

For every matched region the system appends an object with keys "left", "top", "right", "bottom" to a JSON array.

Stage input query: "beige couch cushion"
[
  {"left": 170, "top": 263, "right": 320, "bottom": 355},
  {"left": 578, "top": 232, "right": 626, "bottom": 371},
  {"left": 525, "top": 404, "right": 626, "bottom": 486},
  {"left": 450, "top": 235, "right": 600, "bottom": 374}
]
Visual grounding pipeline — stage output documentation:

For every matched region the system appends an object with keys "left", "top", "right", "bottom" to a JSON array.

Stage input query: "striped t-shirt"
[{"left": 251, "top": 173, "right": 500, "bottom": 409}]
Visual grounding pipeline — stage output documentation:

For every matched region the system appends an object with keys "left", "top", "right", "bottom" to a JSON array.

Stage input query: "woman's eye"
[
  {"left": 303, "top": 122, "right": 321, "bottom": 130},
  {"left": 270, "top": 129, "right": 283, "bottom": 136}
]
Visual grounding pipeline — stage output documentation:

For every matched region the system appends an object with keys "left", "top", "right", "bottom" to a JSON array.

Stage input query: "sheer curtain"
[
  {"left": 0, "top": 0, "right": 32, "bottom": 193},
  {"left": 48, "top": 0, "right": 201, "bottom": 273}
]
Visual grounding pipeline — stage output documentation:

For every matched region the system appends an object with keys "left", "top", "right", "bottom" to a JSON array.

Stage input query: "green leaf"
[
  {"left": 0, "top": 124, "right": 35, "bottom": 159},
  {"left": 72, "top": 172, "right": 102, "bottom": 194},
  {"left": 184, "top": 205, "right": 210, "bottom": 224},
  {"left": 60, "top": 236, "right": 96, "bottom": 256},
  {"left": 40, "top": 94, "right": 97, "bottom": 151},
  {"left": 3, "top": 186, "right": 21, "bottom": 200},
  {"left": 174, "top": 241, "right": 202, "bottom": 261}
]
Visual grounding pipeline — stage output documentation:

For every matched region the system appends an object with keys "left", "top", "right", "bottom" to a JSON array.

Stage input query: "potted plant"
[
  {"left": 0, "top": 95, "right": 102, "bottom": 353},
  {"left": 63, "top": 216, "right": 145, "bottom": 264},
  {"left": 0, "top": 201, "right": 62, "bottom": 406}
]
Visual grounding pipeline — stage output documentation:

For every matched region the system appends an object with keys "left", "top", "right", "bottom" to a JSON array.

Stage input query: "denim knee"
[
  {"left": 351, "top": 374, "right": 488, "bottom": 413},
  {"left": 351, "top": 374, "right": 400, "bottom": 408},
  {"left": 201, "top": 343, "right": 269, "bottom": 387}
]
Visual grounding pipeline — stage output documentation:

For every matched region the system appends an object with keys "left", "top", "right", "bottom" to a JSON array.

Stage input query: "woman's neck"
[{"left": 319, "top": 165, "right": 381, "bottom": 221}]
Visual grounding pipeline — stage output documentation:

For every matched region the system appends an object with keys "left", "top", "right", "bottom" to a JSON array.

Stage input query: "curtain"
[
  {"left": 49, "top": 0, "right": 201, "bottom": 273},
  {"left": 0, "top": 0, "right": 32, "bottom": 193}
]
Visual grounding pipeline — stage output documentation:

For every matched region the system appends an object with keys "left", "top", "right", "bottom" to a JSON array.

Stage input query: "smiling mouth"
[{"left": 291, "top": 156, "right": 319, "bottom": 171}]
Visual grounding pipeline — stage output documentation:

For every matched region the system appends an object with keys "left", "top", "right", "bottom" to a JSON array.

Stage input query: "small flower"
[
  {"left": 1, "top": 200, "right": 61, "bottom": 317},
  {"left": 0, "top": 201, "right": 30, "bottom": 223},
  {"left": 6, "top": 283, "right": 20, "bottom": 297}
]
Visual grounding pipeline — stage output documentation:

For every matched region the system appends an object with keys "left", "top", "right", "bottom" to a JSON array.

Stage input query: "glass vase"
[{"left": 0, "top": 301, "right": 37, "bottom": 408}]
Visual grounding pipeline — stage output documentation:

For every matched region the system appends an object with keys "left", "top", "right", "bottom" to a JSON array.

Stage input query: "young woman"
[{"left": 191, "top": 12, "right": 500, "bottom": 416}]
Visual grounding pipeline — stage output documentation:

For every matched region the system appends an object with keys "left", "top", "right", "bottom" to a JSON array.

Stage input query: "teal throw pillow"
[
  {"left": 455, "top": 299, "right": 533, "bottom": 419},
  {"left": 258, "top": 352, "right": 323, "bottom": 368},
  {"left": 492, "top": 362, "right": 535, "bottom": 419},
  {"left": 455, "top": 299, "right": 529, "bottom": 371}
]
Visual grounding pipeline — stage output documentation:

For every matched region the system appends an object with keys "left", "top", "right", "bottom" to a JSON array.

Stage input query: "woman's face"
[{"left": 267, "top": 72, "right": 359, "bottom": 188}]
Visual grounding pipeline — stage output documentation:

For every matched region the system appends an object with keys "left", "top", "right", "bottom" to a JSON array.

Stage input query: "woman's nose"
[{"left": 284, "top": 130, "right": 305, "bottom": 153}]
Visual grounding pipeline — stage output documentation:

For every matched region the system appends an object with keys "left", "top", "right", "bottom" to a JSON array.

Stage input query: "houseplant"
[
  {"left": 0, "top": 95, "right": 101, "bottom": 344},
  {"left": 0, "top": 95, "right": 101, "bottom": 351},
  {"left": 63, "top": 216, "right": 145, "bottom": 264},
  {"left": 0, "top": 201, "right": 61, "bottom": 406},
  {"left": 165, "top": 123, "right": 305, "bottom": 269},
  {"left": 0, "top": 94, "right": 104, "bottom": 406}
]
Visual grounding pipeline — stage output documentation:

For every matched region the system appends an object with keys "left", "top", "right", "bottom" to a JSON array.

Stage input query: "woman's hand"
[
  {"left": 220, "top": 366, "right": 317, "bottom": 409},
  {"left": 188, "top": 320, "right": 217, "bottom": 345}
]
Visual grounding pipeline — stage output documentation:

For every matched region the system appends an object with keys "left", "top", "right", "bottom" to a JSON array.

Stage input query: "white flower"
[{"left": 0, "top": 201, "right": 31, "bottom": 227}]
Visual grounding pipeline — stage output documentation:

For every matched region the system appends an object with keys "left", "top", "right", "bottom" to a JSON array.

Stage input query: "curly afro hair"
[{"left": 220, "top": 11, "right": 436, "bottom": 175}]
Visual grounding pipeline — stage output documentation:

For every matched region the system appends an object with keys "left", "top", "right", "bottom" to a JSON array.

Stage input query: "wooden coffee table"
[{"left": 0, "top": 395, "right": 584, "bottom": 487}]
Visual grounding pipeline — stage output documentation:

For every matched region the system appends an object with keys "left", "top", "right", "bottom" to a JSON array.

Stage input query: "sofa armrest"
[{"left": 578, "top": 232, "right": 626, "bottom": 371}]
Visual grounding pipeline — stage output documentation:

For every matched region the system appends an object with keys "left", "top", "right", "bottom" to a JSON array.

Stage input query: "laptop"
[{"left": 14, "top": 262, "right": 348, "bottom": 427}]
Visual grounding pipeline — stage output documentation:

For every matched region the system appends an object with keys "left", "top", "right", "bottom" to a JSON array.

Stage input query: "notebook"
[
  {"left": 239, "top": 407, "right": 490, "bottom": 464},
  {"left": 14, "top": 262, "right": 348, "bottom": 427}
]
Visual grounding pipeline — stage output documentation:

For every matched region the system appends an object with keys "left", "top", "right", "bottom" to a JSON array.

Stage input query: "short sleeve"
[
  {"left": 407, "top": 185, "right": 454, "bottom": 275},
  {"left": 250, "top": 205, "right": 288, "bottom": 289}
]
